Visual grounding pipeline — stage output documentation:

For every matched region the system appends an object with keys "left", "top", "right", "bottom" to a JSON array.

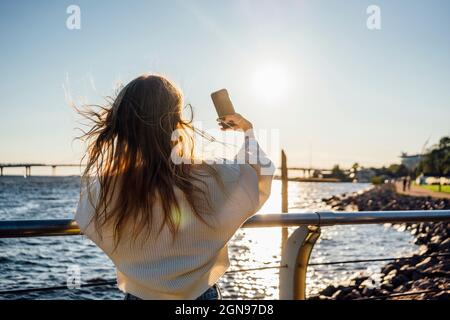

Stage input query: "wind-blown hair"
[{"left": 78, "top": 74, "right": 221, "bottom": 250}]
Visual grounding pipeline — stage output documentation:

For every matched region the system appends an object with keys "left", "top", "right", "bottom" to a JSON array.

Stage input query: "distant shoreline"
[
  {"left": 273, "top": 176, "right": 341, "bottom": 183},
  {"left": 1, "top": 175, "right": 346, "bottom": 183}
]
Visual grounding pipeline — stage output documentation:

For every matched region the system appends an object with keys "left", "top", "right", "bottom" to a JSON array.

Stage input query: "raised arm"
[{"left": 217, "top": 114, "right": 275, "bottom": 211}]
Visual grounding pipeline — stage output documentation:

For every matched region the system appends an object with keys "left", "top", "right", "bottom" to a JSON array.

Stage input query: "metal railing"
[{"left": 1, "top": 209, "right": 449, "bottom": 299}]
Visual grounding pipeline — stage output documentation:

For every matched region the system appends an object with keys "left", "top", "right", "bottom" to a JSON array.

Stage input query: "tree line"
[{"left": 326, "top": 136, "right": 450, "bottom": 185}]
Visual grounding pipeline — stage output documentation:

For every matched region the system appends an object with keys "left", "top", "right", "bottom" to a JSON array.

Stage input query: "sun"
[{"left": 251, "top": 62, "right": 291, "bottom": 103}]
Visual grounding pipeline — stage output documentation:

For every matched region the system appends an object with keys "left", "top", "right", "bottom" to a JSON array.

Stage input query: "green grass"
[{"left": 420, "top": 184, "right": 450, "bottom": 194}]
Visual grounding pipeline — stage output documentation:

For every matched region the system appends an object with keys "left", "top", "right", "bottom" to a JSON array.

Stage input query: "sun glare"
[{"left": 251, "top": 62, "right": 291, "bottom": 103}]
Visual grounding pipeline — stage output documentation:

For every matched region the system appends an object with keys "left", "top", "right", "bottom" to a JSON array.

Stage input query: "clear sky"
[{"left": 0, "top": 0, "right": 449, "bottom": 172}]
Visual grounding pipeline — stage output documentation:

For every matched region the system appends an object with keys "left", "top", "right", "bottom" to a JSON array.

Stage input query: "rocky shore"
[{"left": 310, "top": 184, "right": 450, "bottom": 300}]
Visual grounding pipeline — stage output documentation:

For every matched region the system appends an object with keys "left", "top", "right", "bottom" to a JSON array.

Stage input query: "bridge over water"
[
  {"left": 0, "top": 164, "right": 82, "bottom": 176},
  {"left": 0, "top": 163, "right": 349, "bottom": 178}
]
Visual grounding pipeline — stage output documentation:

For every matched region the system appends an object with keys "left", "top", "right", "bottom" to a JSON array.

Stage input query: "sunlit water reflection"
[{"left": 0, "top": 177, "right": 416, "bottom": 299}]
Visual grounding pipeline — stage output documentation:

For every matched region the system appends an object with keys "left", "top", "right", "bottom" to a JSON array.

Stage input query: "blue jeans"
[{"left": 124, "top": 284, "right": 222, "bottom": 300}]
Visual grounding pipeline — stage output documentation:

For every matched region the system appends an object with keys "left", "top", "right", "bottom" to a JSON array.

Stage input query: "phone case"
[{"left": 211, "top": 89, "right": 236, "bottom": 117}]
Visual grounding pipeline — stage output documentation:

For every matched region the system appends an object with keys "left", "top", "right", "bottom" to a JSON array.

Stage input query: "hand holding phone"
[
  {"left": 211, "top": 89, "right": 237, "bottom": 130},
  {"left": 211, "top": 89, "right": 253, "bottom": 131},
  {"left": 210, "top": 88, "right": 253, "bottom": 131},
  {"left": 216, "top": 113, "right": 253, "bottom": 132}
]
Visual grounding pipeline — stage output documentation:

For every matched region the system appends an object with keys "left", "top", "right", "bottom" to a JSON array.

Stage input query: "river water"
[{"left": 0, "top": 176, "right": 416, "bottom": 299}]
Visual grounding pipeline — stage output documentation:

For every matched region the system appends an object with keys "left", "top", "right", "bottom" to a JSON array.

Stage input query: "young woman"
[{"left": 74, "top": 74, "right": 274, "bottom": 300}]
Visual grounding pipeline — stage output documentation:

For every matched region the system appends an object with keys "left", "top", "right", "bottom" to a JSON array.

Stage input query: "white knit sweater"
[{"left": 75, "top": 131, "right": 274, "bottom": 299}]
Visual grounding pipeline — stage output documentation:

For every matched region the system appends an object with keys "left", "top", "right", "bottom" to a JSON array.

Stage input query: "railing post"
[
  {"left": 279, "top": 225, "right": 321, "bottom": 300},
  {"left": 281, "top": 150, "right": 288, "bottom": 252}
]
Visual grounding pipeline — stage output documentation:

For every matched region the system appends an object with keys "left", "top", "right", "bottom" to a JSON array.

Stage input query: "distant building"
[
  {"left": 400, "top": 153, "right": 422, "bottom": 171},
  {"left": 353, "top": 168, "right": 376, "bottom": 183}
]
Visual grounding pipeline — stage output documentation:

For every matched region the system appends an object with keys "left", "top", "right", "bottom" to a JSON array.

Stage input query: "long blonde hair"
[{"left": 78, "top": 74, "right": 221, "bottom": 249}]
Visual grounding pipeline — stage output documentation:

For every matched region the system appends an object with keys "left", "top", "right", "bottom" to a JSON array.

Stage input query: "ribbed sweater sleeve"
[{"left": 235, "top": 129, "right": 275, "bottom": 212}]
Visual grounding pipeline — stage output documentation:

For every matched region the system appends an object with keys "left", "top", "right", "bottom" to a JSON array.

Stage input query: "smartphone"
[{"left": 211, "top": 89, "right": 236, "bottom": 118}]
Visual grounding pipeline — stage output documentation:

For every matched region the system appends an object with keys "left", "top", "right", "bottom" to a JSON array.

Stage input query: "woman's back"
[
  {"left": 76, "top": 162, "right": 271, "bottom": 299},
  {"left": 74, "top": 74, "right": 274, "bottom": 299}
]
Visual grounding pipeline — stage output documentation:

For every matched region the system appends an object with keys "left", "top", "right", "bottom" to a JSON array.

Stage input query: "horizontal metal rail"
[
  {"left": 0, "top": 209, "right": 449, "bottom": 300},
  {"left": 0, "top": 210, "right": 449, "bottom": 238}
]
